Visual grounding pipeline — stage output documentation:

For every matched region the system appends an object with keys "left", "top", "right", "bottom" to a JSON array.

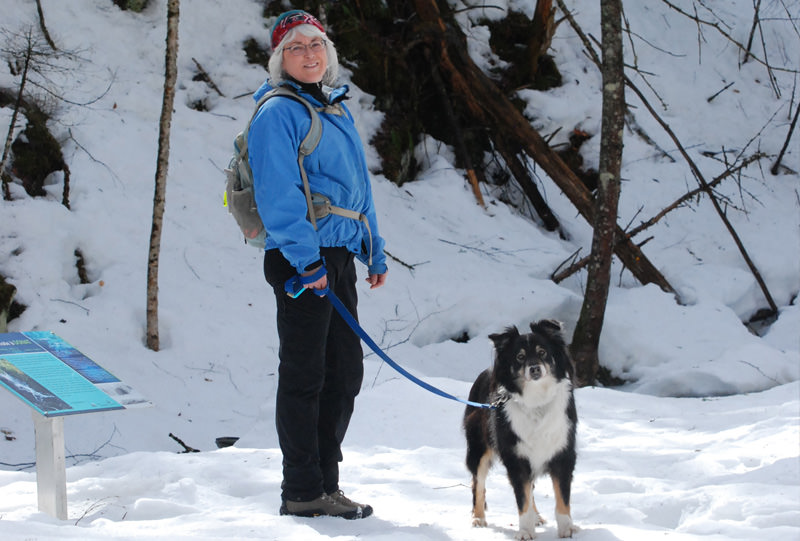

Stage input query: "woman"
[{"left": 248, "top": 10, "right": 388, "bottom": 519}]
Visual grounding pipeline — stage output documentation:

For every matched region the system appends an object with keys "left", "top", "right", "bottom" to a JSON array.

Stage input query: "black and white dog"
[{"left": 463, "top": 321, "right": 578, "bottom": 539}]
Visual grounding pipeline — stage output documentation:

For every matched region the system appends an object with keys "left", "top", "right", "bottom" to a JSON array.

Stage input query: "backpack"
[
  {"left": 224, "top": 86, "right": 321, "bottom": 249},
  {"left": 224, "top": 87, "right": 374, "bottom": 258}
]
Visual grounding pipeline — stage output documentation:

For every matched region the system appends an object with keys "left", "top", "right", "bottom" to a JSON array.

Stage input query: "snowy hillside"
[{"left": 0, "top": 1, "right": 798, "bottom": 539}]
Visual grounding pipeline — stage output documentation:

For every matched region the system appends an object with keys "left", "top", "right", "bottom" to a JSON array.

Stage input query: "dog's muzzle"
[{"left": 527, "top": 364, "right": 544, "bottom": 381}]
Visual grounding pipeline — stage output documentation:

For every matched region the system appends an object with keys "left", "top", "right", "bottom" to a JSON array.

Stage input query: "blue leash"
[{"left": 285, "top": 274, "right": 494, "bottom": 410}]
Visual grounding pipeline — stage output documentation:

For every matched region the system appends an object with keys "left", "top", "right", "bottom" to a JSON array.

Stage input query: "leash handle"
[
  {"left": 285, "top": 264, "right": 327, "bottom": 298},
  {"left": 322, "top": 288, "right": 494, "bottom": 410}
]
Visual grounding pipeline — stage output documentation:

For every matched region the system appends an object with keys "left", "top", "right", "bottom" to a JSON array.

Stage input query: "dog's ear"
[
  {"left": 531, "top": 319, "right": 575, "bottom": 379},
  {"left": 489, "top": 325, "right": 519, "bottom": 351},
  {"left": 530, "top": 319, "right": 564, "bottom": 339}
]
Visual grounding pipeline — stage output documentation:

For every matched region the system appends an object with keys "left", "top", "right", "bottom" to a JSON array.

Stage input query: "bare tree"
[
  {"left": 146, "top": 0, "right": 180, "bottom": 351},
  {"left": 569, "top": 0, "right": 624, "bottom": 387},
  {"left": 1, "top": 27, "right": 46, "bottom": 200}
]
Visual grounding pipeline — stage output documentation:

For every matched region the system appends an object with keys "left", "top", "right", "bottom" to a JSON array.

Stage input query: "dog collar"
[{"left": 490, "top": 387, "right": 511, "bottom": 408}]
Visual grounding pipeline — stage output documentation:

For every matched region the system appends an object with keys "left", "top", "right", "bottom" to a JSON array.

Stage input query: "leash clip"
[
  {"left": 284, "top": 263, "right": 327, "bottom": 298},
  {"left": 284, "top": 275, "right": 306, "bottom": 298}
]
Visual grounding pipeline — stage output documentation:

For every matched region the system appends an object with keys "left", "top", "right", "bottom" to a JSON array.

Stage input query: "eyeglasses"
[{"left": 284, "top": 40, "right": 326, "bottom": 57}]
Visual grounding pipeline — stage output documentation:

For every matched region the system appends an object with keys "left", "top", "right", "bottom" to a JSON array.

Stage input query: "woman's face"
[{"left": 282, "top": 33, "right": 328, "bottom": 84}]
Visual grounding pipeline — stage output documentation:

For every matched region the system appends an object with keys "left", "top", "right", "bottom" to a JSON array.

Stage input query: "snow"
[{"left": 1, "top": 0, "right": 798, "bottom": 539}]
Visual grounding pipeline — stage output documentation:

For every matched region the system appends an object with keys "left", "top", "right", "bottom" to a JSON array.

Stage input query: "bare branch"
[
  {"left": 627, "top": 152, "right": 768, "bottom": 239},
  {"left": 191, "top": 57, "right": 225, "bottom": 97},
  {"left": 744, "top": 0, "right": 763, "bottom": 63},
  {"left": 383, "top": 249, "right": 428, "bottom": 272},
  {"left": 772, "top": 101, "right": 799, "bottom": 175},
  {"left": 168, "top": 432, "right": 200, "bottom": 453},
  {"left": 554, "top": 148, "right": 765, "bottom": 285},
  {"left": 707, "top": 81, "right": 735, "bottom": 103},
  {"left": 35, "top": 0, "right": 57, "bottom": 51},
  {"left": 67, "top": 128, "right": 122, "bottom": 186},
  {"left": 626, "top": 74, "right": 778, "bottom": 313},
  {"left": 659, "top": 0, "right": 797, "bottom": 103}
]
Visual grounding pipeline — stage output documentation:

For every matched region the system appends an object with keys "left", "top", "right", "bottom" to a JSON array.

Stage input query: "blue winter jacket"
[{"left": 248, "top": 80, "right": 387, "bottom": 276}]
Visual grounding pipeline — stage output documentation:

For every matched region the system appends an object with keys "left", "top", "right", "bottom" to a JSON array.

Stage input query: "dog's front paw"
[
  {"left": 515, "top": 528, "right": 536, "bottom": 540},
  {"left": 556, "top": 513, "right": 579, "bottom": 538},
  {"left": 472, "top": 517, "right": 487, "bottom": 527},
  {"left": 519, "top": 508, "right": 542, "bottom": 535}
]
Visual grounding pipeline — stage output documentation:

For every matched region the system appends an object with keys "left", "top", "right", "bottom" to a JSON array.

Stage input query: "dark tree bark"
[
  {"left": 146, "top": 0, "right": 180, "bottom": 351},
  {"left": 569, "top": 0, "right": 624, "bottom": 387}
]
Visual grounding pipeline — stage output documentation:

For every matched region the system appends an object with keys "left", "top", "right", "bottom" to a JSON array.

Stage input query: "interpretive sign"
[
  {"left": 0, "top": 331, "right": 149, "bottom": 519},
  {"left": 0, "top": 331, "right": 149, "bottom": 416}
]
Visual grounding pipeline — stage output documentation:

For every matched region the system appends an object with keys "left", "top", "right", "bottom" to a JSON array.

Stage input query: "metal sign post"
[{"left": 32, "top": 412, "right": 67, "bottom": 520}]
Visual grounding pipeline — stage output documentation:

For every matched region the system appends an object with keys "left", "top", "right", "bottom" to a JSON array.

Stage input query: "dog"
[{"left": 463, "top": 320, "right": 578, "bottom": 539}]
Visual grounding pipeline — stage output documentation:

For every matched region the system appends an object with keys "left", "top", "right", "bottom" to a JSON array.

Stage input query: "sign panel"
[{"left": 0, "top": 332, "right": 148, "bottom": 417}]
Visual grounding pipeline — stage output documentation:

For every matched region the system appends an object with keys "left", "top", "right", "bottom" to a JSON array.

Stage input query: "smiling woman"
[{"left": 242, "top": 8, "right": 388, "bottom": 522}]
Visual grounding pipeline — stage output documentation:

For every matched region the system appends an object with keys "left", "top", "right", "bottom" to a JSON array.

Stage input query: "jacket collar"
[{"left": 280, "top": 79, "right": 349, "bottom": 106}]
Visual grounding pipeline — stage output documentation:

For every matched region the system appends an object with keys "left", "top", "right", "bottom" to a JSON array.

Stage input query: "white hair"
[{"left": 268, "top": 25, "right": 339, "bottom": 86}]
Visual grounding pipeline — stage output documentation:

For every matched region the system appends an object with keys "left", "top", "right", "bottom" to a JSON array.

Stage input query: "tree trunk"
[
  {"left": 529, "top": 0, "right": 555, "bottom": 77},
  {"left": 569, "top": 0, "right": 624, "bottom": 387},
  {"left": 146, "top": 0, "right": 179, "bottom": 351}
]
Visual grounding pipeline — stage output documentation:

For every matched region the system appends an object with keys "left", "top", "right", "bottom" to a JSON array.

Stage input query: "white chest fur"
[{"left": 502, "top": 377, "right": 572, "bottom": 476}]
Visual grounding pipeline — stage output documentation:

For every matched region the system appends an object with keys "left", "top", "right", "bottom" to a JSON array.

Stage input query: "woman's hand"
[
  {"left": 365, "top": 272, "right": 387, "bottom": 290},
  {"left": 302, "top": 266, "right": 328, "bottom": 291}
]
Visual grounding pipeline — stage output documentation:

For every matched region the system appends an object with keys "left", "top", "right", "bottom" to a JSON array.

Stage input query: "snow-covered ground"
[{"left": 1, "top": 1, "right": 798, "bottom": 539}]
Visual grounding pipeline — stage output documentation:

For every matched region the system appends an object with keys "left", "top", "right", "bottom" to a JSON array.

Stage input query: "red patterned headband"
[{"left": 271, "top": 10, "right": 325, "bottom": 50}]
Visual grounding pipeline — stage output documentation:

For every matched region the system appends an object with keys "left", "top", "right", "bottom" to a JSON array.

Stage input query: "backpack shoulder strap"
[
  {"left": 246, "top": 86, "right": 323, "bottom": 229},
  {"left": 244, "top": 87, "right": 323, "bottom": 151},
  {"left": 269, "top": 86, "right": 322, "bottom": 157}
]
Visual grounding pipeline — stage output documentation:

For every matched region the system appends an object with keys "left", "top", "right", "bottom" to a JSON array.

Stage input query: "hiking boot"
[
  {"left": 279, "top": 492, "right": 372, "bottom": 520},
  {"left": 328, "top": 490, "right": 373, "bottom": 518}
]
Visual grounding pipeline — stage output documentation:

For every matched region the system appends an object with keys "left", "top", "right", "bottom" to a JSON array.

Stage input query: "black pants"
[{"left": 263, "top": 247, "right": 364, "bottom": 503}]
